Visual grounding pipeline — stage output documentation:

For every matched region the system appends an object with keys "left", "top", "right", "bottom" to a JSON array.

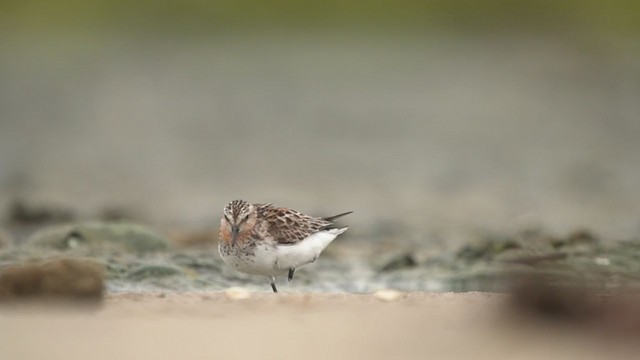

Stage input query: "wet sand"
[{"left": 0, "top": 292, "right": 635, "bottom": 360}]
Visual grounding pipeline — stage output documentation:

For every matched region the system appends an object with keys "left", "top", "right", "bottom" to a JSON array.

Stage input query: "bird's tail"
[{"left": 323, "top": 211, "right": 353, "bottom": 222}]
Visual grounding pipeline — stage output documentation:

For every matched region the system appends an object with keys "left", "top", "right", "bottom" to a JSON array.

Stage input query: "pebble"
[
  {"left": 224, "top": 287, "right": 251, "bottom": 300},
  {"left": 373, "top": 289, "right": 404, "bottom": 302}
]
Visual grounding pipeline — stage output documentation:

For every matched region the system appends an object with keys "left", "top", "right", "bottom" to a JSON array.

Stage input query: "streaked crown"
[{"left": 223, "top": 199, "right": 252, "bottom": 224}]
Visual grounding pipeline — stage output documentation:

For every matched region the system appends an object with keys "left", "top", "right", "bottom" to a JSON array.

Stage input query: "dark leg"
[
  {"left": 270, "top": 277, "right": 278, "bottom": 293},
  {"left": 288, "top": 268, "right": 295, "bottom": 282}
]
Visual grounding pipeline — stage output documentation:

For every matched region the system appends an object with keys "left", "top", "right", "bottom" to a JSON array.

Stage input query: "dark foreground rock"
[{"left": 0, "top": 258, "right": 104, "bottom": 301}]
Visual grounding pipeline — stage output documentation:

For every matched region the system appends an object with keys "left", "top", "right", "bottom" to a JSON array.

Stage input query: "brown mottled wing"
[{"left": 257, "top": 204, "right": 333, "bottom": 245}]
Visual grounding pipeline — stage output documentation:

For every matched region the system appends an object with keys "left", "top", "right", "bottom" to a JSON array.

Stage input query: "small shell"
[
  {"left": 373, "top": 289, "right": 404, "bottom": 302},
  {"left": 224, "top": 287, "right": 252, "bottom": 300}
]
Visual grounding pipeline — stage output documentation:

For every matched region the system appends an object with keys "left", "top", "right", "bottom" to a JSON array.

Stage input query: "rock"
[
  {"left": 593, "top": 257, "right": 610, "bottom": 266},
  {"left": 500, "top": 252, "right": 568, "bottom": 266},
  {"left": 126, "top": 265, "right": 182, "bottom": 281},
  {"left": 550, "top": 229, "right": 600, "bottom": 249},
  {"left": 456, "top": 242, "right": 492, "bottom": 261},
  {"left": 26, "top": 222, "right": 170, "bottom": 254},
  {"left": 456, "top": 238, "right": 520, "bottom": 262},
  {"left": 224, "top": 287, "right": 251, "bottom": 300},
  {"left": 508, "top": 273, "right": 597, "bottom": 322},
  {"left": 0, "top": 258, "right": 104, "bottom": 301},
  {"left": 373, "top": 289, "right": 404, "bottom": 302},
  {"left": 98, "top": 206, "right": 143, "bottom": 222},
  {"left": 379, "top": 253, "right": 418, "bottom": 272},
  {"left": 567, "top": 229, "right": 599, "bottom": 245},
  {"left": 6, "top": 199, "right": 75, "bottom": 225}
]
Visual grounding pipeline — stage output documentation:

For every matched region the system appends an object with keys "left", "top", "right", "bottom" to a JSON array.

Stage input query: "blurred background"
[
  {"left": 1, "top": 0, "right": 640, "bottom": 293},
  {"left": 2, "top": 0, "right": 640, "bottom": 236},
  {"left": 3, "top": 6, "right": 640, "bottom": 360}
]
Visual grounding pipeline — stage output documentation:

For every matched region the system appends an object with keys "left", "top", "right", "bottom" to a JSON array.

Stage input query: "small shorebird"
[{"left": 218, "top": 200, "right": 351, "bottom": 292}]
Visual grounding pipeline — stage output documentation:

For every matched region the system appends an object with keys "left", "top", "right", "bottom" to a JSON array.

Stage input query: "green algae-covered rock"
[
  {"left": 26, "top": 222, "right": 170, "bottom": 254},
  {"left": 378, "top": 253, "right": 418, "bottom": 272},
  {"left": 126, "top": 264, "right": 182, "bottom": 281}
]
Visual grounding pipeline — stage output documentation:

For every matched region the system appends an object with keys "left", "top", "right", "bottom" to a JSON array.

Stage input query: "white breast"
[{"left": 219, "top": 243, "right": 285, "bottom": 277}]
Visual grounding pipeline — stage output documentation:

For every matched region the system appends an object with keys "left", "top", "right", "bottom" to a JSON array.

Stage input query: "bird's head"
[{"left": 220, "top": 199, "right": 258, "bottom": 244}]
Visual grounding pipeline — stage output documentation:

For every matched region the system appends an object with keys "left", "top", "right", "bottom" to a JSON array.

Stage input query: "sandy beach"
[{"left": 0, "top": 292, "right": 636, "bottom": 360}]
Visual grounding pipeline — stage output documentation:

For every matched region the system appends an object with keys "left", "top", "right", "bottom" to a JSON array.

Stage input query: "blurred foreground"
[{"left": 1, "top": 292, "right": 638, "bottom": 360}]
